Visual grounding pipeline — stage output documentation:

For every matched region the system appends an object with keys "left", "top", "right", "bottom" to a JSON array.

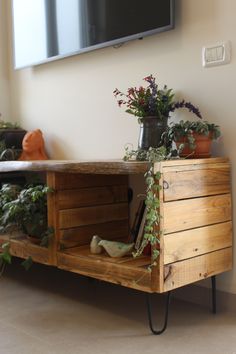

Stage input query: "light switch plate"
[{"left": 202, "top": 41, "right": 231, "bottom": 67}]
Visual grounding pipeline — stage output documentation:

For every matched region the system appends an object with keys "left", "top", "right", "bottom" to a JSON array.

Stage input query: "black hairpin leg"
[
  {"left": 211, "top": 275, "right": 216, "bottom": 314},
  {"left": 146, "top": 291, "right": 171, "bottom": 335}
]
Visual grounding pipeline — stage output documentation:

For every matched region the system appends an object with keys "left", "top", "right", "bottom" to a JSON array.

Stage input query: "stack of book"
[{"left": 128, "top": 199, "right": 147, "bottom": 250}]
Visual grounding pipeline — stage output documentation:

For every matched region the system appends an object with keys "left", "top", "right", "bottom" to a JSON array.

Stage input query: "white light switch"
[{"left": 202, "top": 41, "right": 231, "bottom": 67}]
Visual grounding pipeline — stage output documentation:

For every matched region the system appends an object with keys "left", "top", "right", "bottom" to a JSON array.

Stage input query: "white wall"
[
  {"left": 0, "top": 0, "right": 10, "bottom": 120},
  {"left": 5, "top": 0, "right": 236, "bottom": 293}
]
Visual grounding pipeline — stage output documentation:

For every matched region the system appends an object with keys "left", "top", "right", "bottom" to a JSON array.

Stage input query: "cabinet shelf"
[{"left": 57, "top": 244, "right": 152, "bottom": 292}]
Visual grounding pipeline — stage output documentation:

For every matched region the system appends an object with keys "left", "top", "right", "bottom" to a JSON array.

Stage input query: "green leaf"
[
  {"left": 1, "top": 252, "right": 11, "bottom": 264},
  {"left": 21, "top": 256, "right": 33, "bottom": 271}
]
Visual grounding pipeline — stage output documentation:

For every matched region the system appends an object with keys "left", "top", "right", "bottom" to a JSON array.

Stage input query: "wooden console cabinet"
[{"left": 0, "top": 158, "right": 232, "bottom": 294}]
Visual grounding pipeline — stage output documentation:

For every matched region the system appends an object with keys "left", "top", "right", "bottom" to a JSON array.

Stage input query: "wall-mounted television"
[{"left": 12, "top": 0, "right": 175, "bottom": 69}]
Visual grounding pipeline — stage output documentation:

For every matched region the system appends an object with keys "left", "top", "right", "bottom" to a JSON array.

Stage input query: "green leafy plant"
[
  {"left": 0, "top": 183, "right": 53, "bottom": 247},
  {"left": 114, "top": 75, "right": 202, "bottom": 120},
  {"left": 124, "top": 146, "right": 169, "bottom": 267},
  {"left": 0, "top": 119, "right": 21, "bottom": 129},
  {"left": 0, "top": 242, "right": 33, "bottom": 275},
  {"left": 21, "top": 256, "right": 33, "bottom": 271},
  {"left": 0, "top": 118, "right": 25, "bottom": 160},
  {"left": 0, "top": 242, "right": 11, "bottom": 276},
  {"left": 165, "top": 120, "right": 221, "bottom": 151}
]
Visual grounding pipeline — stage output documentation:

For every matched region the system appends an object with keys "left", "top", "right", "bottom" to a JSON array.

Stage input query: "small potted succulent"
[
  {"left": 165, "top": 120, "right": 221, "bottom": 158},
  {"left": 114, "top": 75, "right": 202, "bottom": 150},
  {"left": 0, "top": 118, "right": 26, "bottom": 149},
  {"left": 0, "top": 117, "right": 27, "bottom": 160}
]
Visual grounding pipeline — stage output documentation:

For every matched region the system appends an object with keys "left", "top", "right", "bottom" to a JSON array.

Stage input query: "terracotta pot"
[
  {"left": 175, "top": 132, "right": 213, "bottom": 158},
  {"left": 143, "top": 243, "right": 151, "bottom": 256},
  {"left": 138, "top": 116, "right": 168, "bottom": 150}
]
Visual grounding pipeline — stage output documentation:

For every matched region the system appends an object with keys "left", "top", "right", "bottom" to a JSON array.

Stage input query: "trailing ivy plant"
[
  {"left": 0, "top": 242, "right": 33, "bottom": 275},
  {"left": 0, "top": 242, "right": 11, "bottom": 276},
  {"left": 124, "top": 145, "right": 169, "bottom": 268}
]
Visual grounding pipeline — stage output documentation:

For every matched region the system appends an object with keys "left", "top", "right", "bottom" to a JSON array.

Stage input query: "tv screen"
[{"left": 12, "top": 0, "right": 175, "bottom": 69}]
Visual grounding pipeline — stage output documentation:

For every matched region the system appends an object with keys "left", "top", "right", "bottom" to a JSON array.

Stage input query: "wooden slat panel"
[
  {"left": 59, "top": 203, "right": 128, "bottom": 229},
  {"left": 59, "top": 220, "right": 129, "bottom": 247},
  {"left": 7, "top": 239, "right": 50, "bottom": 265},
  {"left": 164, "top": 248, "right": 232, "bottom": 292},
  {"left": 163, "top": 165, "right": 230, "bottom": 201},
  {"left": 155, "top": 158, "right": 229, "bottom": 171},
  {"left": 164, "top": 221, "right": 232, "bottom": 264},
  {"left": 163, "top": 194, "right": 231, "bottom": 234},
  {"left": 57, "top": 252, "right": 152, "bottom": 292},
  {"left": 151, "top": 170, "right": 164, "bottom": 293},
  {"left": 159, "top": 161, "right": 230, "bottom": 173},
  {"left": 58, "top": 185, "right": 128, "bottom": 209},
  {"left": 55, "top": 173, "right": 128, "bottom": 190},
  {"left": 46, "top": 172, "right": 59, "bottom": 265},
  {"left": 63, "top": 245, "right": 150, "bottom": 266}
]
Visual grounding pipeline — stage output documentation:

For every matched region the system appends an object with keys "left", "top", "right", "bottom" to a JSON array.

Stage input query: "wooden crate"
[
  {"left": 152, "top": 158, "right": 232, "bottom": 293},
  {"left": 0, "top": 158, "right": 232, "bottom": 293}
]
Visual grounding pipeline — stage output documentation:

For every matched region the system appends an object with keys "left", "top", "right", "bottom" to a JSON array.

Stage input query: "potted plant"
[
  {"left": 0, "top": 117, "right": 27, "bottom": 160},
  {"left": 0, "top": 119, "right": 27, "bottom": 149},
  {"left": 165, "top": 120, "right": 221, "bottom": 158},
  {"left": 114, "top": 75, "right": 202, "bottom": 150},
  {"left": 0, "top": 183, "right": 53, "bottom": 246}
]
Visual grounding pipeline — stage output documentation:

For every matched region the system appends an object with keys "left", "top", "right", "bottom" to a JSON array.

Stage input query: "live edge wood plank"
[
  {"left": 0, "top": 160, "right": 149, "bottom": 174},
  {"left": 0, "top": 157, "right": 228, "bottom": 175}
]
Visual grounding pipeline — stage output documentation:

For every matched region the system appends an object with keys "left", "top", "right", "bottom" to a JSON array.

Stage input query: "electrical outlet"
[{"left": 202, "top": 41, "right": 231, "bottom": 67}]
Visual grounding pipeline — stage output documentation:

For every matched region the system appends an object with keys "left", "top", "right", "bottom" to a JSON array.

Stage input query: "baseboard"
[{"left": 173, "top": 282, "right": 236, "bottom": 312}]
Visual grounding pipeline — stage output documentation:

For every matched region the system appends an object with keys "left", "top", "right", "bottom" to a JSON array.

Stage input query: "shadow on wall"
[{"left": 46, "top": 134, "right": 75, "bottom": 159}]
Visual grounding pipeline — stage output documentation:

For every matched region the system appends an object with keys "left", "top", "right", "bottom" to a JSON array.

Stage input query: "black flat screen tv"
[{"left": 12, "top": 0, "right": 175, "bottom": 69}]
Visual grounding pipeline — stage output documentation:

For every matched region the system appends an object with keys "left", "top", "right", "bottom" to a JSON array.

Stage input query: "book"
[
  {"left": 134, "top": 206, "right": 147, "bottom": 250},
  {"left": 128, "top": 200, "right": 145, "bottom": 243}
]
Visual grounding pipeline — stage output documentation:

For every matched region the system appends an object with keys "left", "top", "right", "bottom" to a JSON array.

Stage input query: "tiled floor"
[{"left": 0, "top": 259, "right": 236, "bottom": 354}]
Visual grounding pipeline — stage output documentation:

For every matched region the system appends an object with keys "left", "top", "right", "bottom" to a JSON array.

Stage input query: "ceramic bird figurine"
[
  {"left": 90, "top": 235, "right": 103, "bottom": 254},
  {"left": 98, "top": 240, "right": 134, "bottom": 258}
]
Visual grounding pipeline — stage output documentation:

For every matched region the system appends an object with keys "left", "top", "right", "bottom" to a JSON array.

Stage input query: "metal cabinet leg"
[
  {"left": 146, "top": 291, "right": 171, "bottom": 335},
  {"left": 211, "top": 276, "right": 216, "bottom": 314}
]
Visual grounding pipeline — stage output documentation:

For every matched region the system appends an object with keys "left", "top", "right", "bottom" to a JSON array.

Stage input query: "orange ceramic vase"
[{"left": 18, "top": 129, "right": 48, "bottom": 161}]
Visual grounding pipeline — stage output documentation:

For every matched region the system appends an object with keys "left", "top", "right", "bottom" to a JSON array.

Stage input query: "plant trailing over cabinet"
[
  {"left": 124, "top": 146, "right": 168, "bottom": 266},
  {"left": 115, "top": 75, "right": 221, "bottom": 263}
]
